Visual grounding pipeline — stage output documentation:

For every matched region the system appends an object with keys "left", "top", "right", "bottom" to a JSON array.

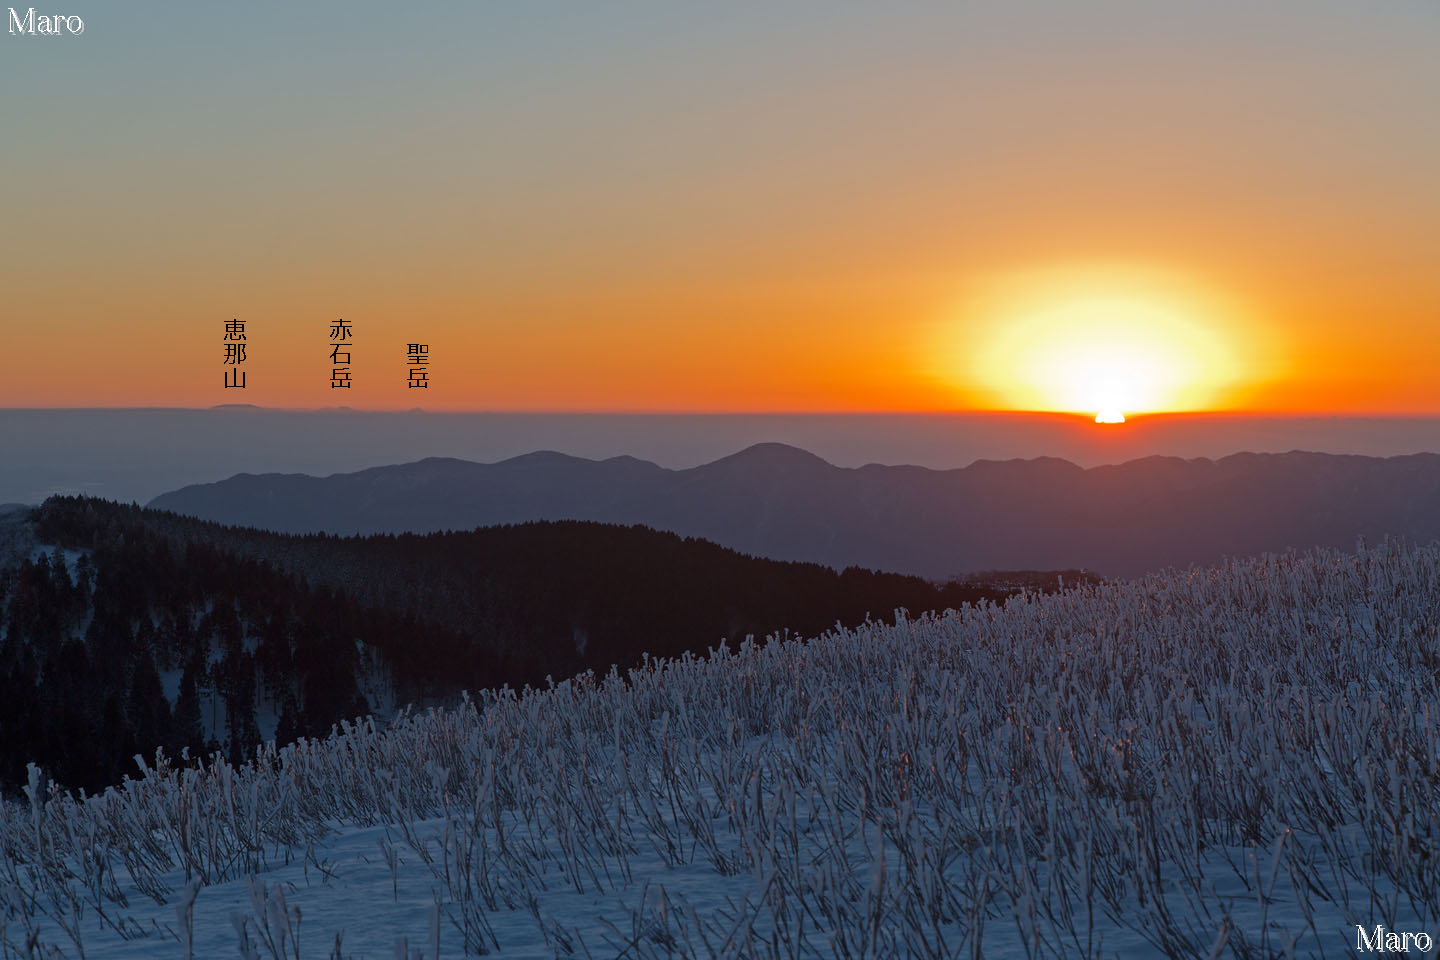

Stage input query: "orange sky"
[{"left": 4, "top": 3, "right": 1437, "bottom": 414}]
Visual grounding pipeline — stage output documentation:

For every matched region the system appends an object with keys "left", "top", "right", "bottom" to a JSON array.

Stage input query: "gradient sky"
[{"left": 3, "top": 1, "right": 1437, "bottom": 413}]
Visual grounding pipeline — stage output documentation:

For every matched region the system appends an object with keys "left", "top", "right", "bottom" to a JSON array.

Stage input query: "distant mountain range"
[{"left": 148, "top": 445, "right": 1440, "bottom": 578}]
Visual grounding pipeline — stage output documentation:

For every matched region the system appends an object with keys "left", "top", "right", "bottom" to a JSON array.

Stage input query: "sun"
[
  {"left": 975, "top": 295, "right": 1231, "bottom": 418},
  {"left": 942, "top": 266, "right": 1258, "bottom": 418}
]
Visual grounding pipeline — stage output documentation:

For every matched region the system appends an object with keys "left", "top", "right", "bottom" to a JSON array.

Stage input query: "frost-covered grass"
[{"left": 3, "top": 542, "right": 1439, "bottom": 958}]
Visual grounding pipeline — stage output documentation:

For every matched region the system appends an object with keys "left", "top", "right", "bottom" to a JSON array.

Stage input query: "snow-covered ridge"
[{"left": 3, "top": 542, "right": 1438, "bottom": 958}]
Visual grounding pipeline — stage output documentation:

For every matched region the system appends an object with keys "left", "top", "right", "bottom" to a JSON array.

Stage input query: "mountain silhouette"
[{"left": 148, "top": 445, "right": 1440, "bottom": 578}]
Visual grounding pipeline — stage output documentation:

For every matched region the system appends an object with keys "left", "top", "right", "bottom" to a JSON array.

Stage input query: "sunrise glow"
[
  {"left": 1, "top": 4, "right": 1436, "bottom": 415},
  {"left": 943, "top": 266, "right": 1269, "bottom": 418}
]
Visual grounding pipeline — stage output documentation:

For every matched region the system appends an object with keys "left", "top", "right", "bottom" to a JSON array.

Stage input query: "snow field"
[{"left": 3, "top": 541, "right": 1439, "bottom": 958}]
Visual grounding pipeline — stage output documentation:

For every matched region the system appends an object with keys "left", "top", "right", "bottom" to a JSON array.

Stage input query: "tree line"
[{"left": 1, "top": 496, "right": 1043, "bottom": 793}]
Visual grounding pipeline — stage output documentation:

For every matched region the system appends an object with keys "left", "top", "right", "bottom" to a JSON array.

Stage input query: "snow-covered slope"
[{"left": 3, "top": 542, "right": 1438, "bottom": 958}]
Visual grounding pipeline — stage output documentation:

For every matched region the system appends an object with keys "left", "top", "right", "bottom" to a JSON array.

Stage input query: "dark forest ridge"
[
  {"left": 1, "top": 497, "right": 1039, "bottom": 792},
  {"left": 151, "top": 445, "right": 1440, "bottom": 578}
]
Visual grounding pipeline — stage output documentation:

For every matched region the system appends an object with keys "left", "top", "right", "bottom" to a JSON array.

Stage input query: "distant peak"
[
  {"left": 709, "top": 443, "right": 836, "bottom": 469},
  {"left": 600, "top": 453, "right": 664, "bottom": 470},
  {"left": 500, "top": 449, "right": 594, "bottom": 466},
  {"left": 964, "top": 455, "right": 1084, "bottom": 473},
  {"left": 389, "top": 456, "right": 480, "bottom": 470}
]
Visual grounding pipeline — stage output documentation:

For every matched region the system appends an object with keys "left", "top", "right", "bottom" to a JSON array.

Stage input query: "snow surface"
[{"left": 4, "top": 542, "right": 1440, "bottom": 958}]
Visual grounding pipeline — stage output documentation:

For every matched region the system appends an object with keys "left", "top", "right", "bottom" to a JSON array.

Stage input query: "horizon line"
[{"left": 5, "top": 405, "right": 1440, "bottom": 420}]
